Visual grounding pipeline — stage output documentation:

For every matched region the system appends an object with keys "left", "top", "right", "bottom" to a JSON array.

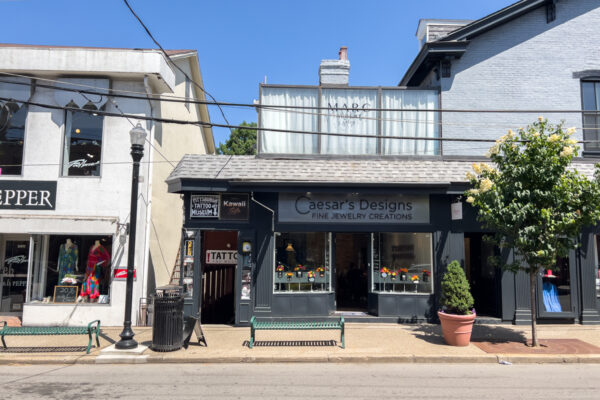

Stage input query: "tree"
[
  {"left": 216, "top": 121, "right": 257, "bottom": 155},
  {"left": 465, "top": 118, "right": 600, "bottom": 347}
]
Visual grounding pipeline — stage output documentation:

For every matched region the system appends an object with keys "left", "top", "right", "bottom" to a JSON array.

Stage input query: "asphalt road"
[{"left": 0, "top": 363, "right": 599, "bottom": 399}]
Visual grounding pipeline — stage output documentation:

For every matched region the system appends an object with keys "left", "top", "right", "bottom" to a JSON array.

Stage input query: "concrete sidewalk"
[{"left": 1, "top": 322, "right": 600, "bottom": 365}]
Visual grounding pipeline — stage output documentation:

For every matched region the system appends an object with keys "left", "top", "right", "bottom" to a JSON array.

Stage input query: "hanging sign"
[
  {"left": 220, "top": 194, "right": 249, "bottom": 220},
  {"left": 205, "top": 250, "right": 238, "bottom": 264},
  {"left": 0, "top": 181, "right": 57, "bottom": 210},
  {"left": 451, "top": 202, "right": 463, "bottom": 220},
  {"left": 190, "top": 195, "right": 219, "bottom": 218},
  {"left": 278, "top": 193, "right": 429, "bottom": 224}
]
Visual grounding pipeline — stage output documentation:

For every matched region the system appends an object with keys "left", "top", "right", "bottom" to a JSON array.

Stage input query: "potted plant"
[
  {"left": 422, "top": 269, "right": 431, "bottom": 282},
  {"left": 276, "top": 264, "right": 285, "bottom": 278},
  {"left": 399, "top": 267, "right": 408, "bottom": 281},
  {"left": 294, "top": 264, "right": 303, "bottom": 278},
  {"left": 307, "top": 270, "right": 315, "bottom": 282},
  {"left": 316, "top": 267, "right": 325, "bottom": 277},
  {"left": 286, "top": 272, "right": 293, "bottom": 281},
  {"left": 390, "top": 271, "right": 397, "bottom": 280},
  {"left": 380, "top": 267, "right": 390, "bottom": 278},
  {"left": 438, "top": 260, "right": 475, "bottom": 346}
]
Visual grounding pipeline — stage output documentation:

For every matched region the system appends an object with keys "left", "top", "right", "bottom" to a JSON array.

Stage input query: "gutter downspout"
[
  {"left": 141, "top": 76, "right": 155, "bottom": 306},
  {"left": 250, "top": 192, "right": 274, "bottom": 232}
]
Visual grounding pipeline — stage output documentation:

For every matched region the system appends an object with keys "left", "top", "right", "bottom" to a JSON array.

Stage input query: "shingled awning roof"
[{"left": 166, "top": 155, "right": 597, "bottom": 192}]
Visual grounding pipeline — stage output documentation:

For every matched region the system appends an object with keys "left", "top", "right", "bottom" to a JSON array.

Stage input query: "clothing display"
[
  {"left": 57, "top": 240, "right": 78, "bottom": 284},
  {"left": 81, "top": 242, "right": 110, "bottom": 300},
  {"left": 542, "top": 281, "right": 562, "bottom": 312}
]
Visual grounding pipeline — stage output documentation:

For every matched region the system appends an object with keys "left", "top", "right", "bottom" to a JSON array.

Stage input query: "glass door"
[
  {"left": 537, "top": 254, "right": 578, "bottom": 319},
  {"left": 1, "top": 238, "right": 30, "bottom": 313}
]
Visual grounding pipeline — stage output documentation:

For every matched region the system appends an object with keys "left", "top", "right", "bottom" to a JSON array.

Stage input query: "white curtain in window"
[
  {"left": 321, "top": 89, "right": 377, "bottom": 155},
  {"left": 54, "top": 78, "right": 110, "bottom": 108},
  {"left": 260, "top": 87, "right": 318, "bottom": 154},
  {"left": 382, "top": 90, "right": 438, "bottom": 155}
]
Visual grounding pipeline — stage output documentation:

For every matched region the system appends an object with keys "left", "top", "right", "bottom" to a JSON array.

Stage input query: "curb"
[{"left": 4, "top": 353, "right": 600, "bottom": 365}]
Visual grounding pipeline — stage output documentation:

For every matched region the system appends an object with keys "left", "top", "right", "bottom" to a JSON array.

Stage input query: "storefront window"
[
  {"left": 541, "top": 257, "right": 571, "bottom": 312},
  {"left": 29, "top": 235, "right": 113, "bottom": 304},
  {"left": 1, "top": 240, "right": 30, "bottom": 312},
  {"left": 595, "top": 236, "right": 600, "bottom": 298},
  {"left": 62, "top": 102, "right": 104, "bottom": 176},
  {"left": 372, "top": 233, "right": 433, "bottom": 294},
  {"left": 274, "top": 232, "right": 331, "bottom": 292}
]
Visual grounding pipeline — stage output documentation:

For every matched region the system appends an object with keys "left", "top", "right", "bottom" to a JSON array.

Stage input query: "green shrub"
[{"left": 440, "top": 260, "right": 474, "bottom": 315}]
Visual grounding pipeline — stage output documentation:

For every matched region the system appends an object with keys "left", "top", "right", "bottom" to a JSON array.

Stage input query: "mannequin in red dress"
[{"left": 80, "top": 240, "right": 110, "bottom": 302}]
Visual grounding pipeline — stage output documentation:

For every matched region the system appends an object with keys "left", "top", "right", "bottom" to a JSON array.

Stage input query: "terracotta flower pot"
[{"left": 438, "top": 311, "right": 476, "bottom": 346}]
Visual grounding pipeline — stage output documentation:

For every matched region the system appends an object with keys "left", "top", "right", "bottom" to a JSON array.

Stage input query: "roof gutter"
[
  {"left": 399, "top": 41, "right": 469, "bottom": 86},
  {"left": 442, "top": 0, "right": 549, "bottom": 41}
]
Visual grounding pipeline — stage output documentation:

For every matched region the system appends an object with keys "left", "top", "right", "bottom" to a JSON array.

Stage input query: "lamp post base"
[{"left": 115, "top": 328, "right": 138, "bottom": 350}]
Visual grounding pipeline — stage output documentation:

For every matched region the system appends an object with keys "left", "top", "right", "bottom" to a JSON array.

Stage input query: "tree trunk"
[{"left": 529, "top": 270, "right": 539, "bottom": 347}]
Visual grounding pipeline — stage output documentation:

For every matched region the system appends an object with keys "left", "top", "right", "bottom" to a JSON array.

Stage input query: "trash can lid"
[{"left": 154, "top": 285, "right": 183, "bottom": 297}]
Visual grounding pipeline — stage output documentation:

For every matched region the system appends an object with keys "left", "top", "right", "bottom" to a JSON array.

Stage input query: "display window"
[
  {"left": 62, "top": 102, "right": 104, "bottom": 176},
  {"left": 372, "top": 233, "right": 433, "bottom": 294},
  {"left": 595, "top": 235, "right": 600, "bottom": 299},
  {"left": 29, "top": 235, "right": 113, "bottom": 304},
  {"left": 541, "top": 257, "right": 571, "bottom": 313},
  {"left": 1, "top": 239, "right": 30, "bottom": 312},
  {"left": 0, "top": 102, "right": 27, "bottom": 176},
  {"left": 273, "top": 232, "right": 331, "bottom": 292}
]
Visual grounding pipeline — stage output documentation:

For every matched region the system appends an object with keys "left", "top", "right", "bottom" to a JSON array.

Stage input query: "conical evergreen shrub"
[{"left": 440, "top": 260, "right": 474, "bottom": 315}]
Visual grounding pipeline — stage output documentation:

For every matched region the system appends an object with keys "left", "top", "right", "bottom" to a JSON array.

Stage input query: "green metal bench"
[
  {"left": 249, "top": 316, "right": 344, "bottom": 349},
  {"left": 0, "top": 320, "right": 101, "bottom": 354}
]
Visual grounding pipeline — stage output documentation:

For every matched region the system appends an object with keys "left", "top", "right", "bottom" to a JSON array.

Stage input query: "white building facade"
[{"left": 0, "top": 44, "right": 213, "bottom": 326}]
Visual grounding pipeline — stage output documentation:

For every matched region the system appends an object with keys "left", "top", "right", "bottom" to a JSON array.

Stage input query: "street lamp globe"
[{"left": 130, "top": 123, "right": 147, "bottom": 146}]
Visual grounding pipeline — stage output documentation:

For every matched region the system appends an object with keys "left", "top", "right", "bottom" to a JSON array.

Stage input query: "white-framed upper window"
[{"left": 581, "top": 80, "right": 600, "bottom": 152}]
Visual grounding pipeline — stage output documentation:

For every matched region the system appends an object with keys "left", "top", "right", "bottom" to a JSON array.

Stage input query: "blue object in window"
[{"left": 542, "top": 281, "right": 562, "bottom": 312}]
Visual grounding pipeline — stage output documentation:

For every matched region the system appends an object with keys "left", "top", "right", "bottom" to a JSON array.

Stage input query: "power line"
[
  {"left": 4, "top": 96, "right": 600, "bottom": 143},
  {"left": 122, "top": 0, "right": 233, "bottom": 134},
  {"left": 2, "top": 74, "right": 600, "bottom": 115}
]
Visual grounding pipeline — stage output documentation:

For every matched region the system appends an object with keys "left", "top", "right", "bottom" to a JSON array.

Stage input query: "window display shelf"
[{"left": 373, "top": 281, "right": 432, "bottom": 294}]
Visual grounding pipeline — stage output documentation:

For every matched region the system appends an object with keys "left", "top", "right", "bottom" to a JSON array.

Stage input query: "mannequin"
[
  {"left": 81, "top": 240, "right": 110, "bottom": 302},
  {"left": 57, "top": 238, "right": 78, "bottom": 284},
  {"left": 542, "top": 270, "right": 562, "bottom": 312}
]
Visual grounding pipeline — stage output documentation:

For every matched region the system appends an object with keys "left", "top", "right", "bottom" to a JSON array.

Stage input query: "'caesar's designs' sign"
[
  {"left": 0, "top": 181, "right": 57, "bottom": 210},
  {"left": 278, "top": 193, "right": 429, "bottom": 224}
]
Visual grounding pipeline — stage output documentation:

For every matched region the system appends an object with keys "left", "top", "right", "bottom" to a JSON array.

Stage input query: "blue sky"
[{"left": 0, "top": 0, "right": 515, "bottom": 146}]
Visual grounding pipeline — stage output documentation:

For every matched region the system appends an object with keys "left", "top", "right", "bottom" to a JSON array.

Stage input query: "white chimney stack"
[{"left": 319, "top": 46, "right": 350, "bottom": 86}]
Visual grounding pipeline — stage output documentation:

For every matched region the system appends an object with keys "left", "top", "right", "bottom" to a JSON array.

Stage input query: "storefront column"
[
  {"left": 513, "top": 269, "right": 532, "bottom": 325},
  {"left": 579, "top": 232, "right": 600, "bottom": 324}
]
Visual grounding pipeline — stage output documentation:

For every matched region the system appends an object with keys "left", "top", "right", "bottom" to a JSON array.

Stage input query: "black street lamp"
[{"left": 116, "top": 122, "right": 147, "bottom": 350}]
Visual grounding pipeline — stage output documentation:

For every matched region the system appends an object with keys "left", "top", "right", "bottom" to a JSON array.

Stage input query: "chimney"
[{"left": 319, "top": 46, "right": 350, "bottom": 86}]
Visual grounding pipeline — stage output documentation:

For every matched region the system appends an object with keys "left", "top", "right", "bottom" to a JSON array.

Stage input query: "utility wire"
[
  {"left": 106, "top": 96, "right": 176, "bottom": 168},
  {"left": 4, "top": 96, "right": 600, "bottom": 143},
  {"left": 122, "top": 0, "right": 233, "bottom": 134},
  {"left": 1, "top": 75, "right": 599, "bottom": 115}
]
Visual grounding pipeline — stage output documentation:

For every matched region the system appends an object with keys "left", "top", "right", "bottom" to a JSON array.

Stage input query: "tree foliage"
[
  {"left": 216, "top": 121, "right": 257, "bottom": 155},
  {"left": 440, "top": 260, "right": 474, "bottom": 315},
  {"left": 465, "top": 118, "right": 600, "bottom": 345}
]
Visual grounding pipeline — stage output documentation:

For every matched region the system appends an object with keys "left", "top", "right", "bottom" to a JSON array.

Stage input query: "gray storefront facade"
[{"left": 167, "top": 155, "right": 600, "bottom": 326}]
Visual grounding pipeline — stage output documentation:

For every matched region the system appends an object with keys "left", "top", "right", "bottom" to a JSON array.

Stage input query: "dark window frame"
[
  {"left": 61, "top": 101, "right": 106, "bottom": 178},
  {"left": 581, "top": 79, "right": 600, "bottom": 155},
  {"left": 0, "top": 102, "right": 28, "bottom": 176}
]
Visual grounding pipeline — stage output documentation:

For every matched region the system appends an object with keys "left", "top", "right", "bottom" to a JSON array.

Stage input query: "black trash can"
[{"left": 151, "top": 285, "right": 184, "bottom": 352}]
